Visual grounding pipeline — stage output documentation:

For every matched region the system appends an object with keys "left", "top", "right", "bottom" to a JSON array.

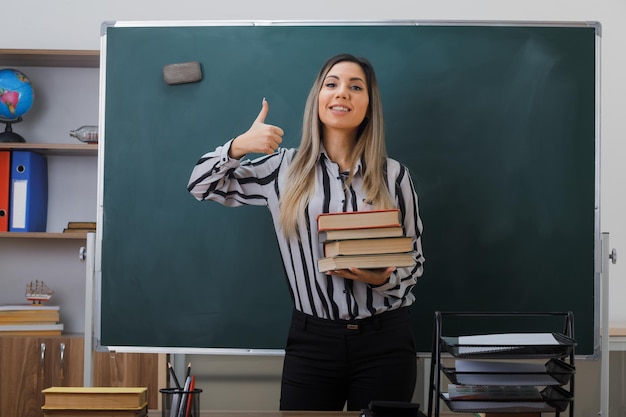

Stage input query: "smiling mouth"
[{"left": 330, "top": 106, "right": 350, "bottom": 112}]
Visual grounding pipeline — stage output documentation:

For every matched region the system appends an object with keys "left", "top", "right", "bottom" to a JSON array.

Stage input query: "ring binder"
[
  {"left": 0, "top": 151, "right": 9, "bottom": 231},
  {"left": 9, "top": 150, "right": 48, "bottom": 232}
]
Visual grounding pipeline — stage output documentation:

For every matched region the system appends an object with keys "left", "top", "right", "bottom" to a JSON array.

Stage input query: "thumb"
[{"left": 255, "top": 98, "right": 269, "bottom": 124}]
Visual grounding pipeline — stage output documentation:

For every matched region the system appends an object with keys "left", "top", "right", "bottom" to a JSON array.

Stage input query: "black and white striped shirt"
[{"left": 187, "top": 139, "right": 425, "bottom": 321}]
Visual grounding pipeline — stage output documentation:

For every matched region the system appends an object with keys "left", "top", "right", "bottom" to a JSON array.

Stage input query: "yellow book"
[
  {"left": 42, "top": 387, "right": 148, "bottom": 410},
  {"left": 0, "top": 308, "right": 60, "bottom": 323},
  {"left": 0, "top": 323, "right": 63, "bottom": 336},
  {"left": 0, "top": 329, "right": 62, "bottom": 336},
  {"left": 0, "top": 304, "right": 59, "bottom": 314},
  {"left": 67, "top": 221, "right": 97, "bottom": 229}
]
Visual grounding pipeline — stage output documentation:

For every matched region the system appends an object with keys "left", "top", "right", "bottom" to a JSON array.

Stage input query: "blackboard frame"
[{"left": 93, "top": 20, "right": 601, "bottom": 357}]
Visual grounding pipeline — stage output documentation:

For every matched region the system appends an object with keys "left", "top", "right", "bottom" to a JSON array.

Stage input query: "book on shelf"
[
  {"left": 0, "top": 303, "right": 60, "bottom": 311},
  {"left": 0, "top": 323, "right": 63, "bottom": 336},
  {"left": 67, "top": 221, "right": 97, "bottom": 229},
  {"left": 323, "top": 236, "right": 413, "bottom": 257},
  {"left": 319, "top": 225, "right": 404, "bottom": 242},
  {"left": 42, "top": 387, "right": 148, "bottom": 410},
  {"left": 0, "top": 329, "right": 62, "bottom": 336},
  {"left": 318, "top": 252, "right": 416, "bottom": 273},
  {"left": 0, "top": 315, "right": 59, "bottom": 324},
  {"left": 317, "top": 209, "right": 401, "bottom": 231},
  {"left": 447, "top": 384, "right": 542, "bottom": 401},
  {"left": 63, "top": 221, "right": 96, "bottom": 233},
  {"left": 63, "top": 228, "right": 95, "bottom": 233},
  {"left": 0, "top": 304, "right": 60, "bottom": 323},
  {"left": 42, "top": 406, "right": 147, "bottom": 417}
]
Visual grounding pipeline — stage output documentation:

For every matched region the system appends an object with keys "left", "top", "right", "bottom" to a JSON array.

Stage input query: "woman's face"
[{"left": 318, "top": 61, "right": 369, "bottom": 137}]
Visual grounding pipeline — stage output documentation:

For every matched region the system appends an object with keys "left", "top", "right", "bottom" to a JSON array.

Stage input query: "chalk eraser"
[{"left": 163, "top": 61, "right": 202, "bottom": 85}]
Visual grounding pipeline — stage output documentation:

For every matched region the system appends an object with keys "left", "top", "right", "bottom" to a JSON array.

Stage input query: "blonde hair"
[{"left": 279, "top": 54, "right": 395, "bottom": 237}]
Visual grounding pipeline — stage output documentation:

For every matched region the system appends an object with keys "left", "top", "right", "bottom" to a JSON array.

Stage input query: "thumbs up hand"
[{"left": 229, "top": 98, "right": 284, "bottom": 159}]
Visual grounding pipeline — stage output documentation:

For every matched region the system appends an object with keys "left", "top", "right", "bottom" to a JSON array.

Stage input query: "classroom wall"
[
  {"left": 3, "top": 0, "right": 625, "bottom": 325},
  {"left": 1, "top": 1, "right": 625, "bottom": 416}
]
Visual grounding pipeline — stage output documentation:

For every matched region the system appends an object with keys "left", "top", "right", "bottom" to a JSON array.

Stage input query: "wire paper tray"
[
  {"left": 441, "top": 333, "right": 576, "bottom": 359},
  {"left": 441, "top": 386, "right": 573, "bottom": 413},
  {"left": 442, "top": 358, "right": 575, "bottom": 386}
]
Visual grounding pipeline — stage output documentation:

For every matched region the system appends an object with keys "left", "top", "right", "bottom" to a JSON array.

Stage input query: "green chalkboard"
[{"left": 99, "top": 22, "right": 598, "bottom": 354}]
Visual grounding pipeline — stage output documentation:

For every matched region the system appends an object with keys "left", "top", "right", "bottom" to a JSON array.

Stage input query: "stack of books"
[
  {"left": 41, "top": 387, "right": 148, "bottom": 417},
  {"left": 0, "top": 304, "right": 63, "bottom": 336},
  {"left": 316, "top": 209, "right": 416, "bottom": 273},
  {"left": 62, "top": 221, "right": 96, "bottom": 234}
]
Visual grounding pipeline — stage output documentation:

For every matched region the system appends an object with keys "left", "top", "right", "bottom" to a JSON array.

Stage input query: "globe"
[
  {"left": 0, "top": 68, "right": 34, "bottom": 121},
  {"left": 0, "top": 68, "right": 34, "bottom": 142}
]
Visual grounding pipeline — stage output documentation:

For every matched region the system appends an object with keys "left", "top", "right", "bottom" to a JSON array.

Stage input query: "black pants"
[{"left": 279, "top": 307, "right": 417, "bottom": 411}]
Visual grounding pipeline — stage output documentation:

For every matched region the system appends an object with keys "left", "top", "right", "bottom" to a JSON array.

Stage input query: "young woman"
[{"left": 188, "top": 53, "right": 425, "bottom": 411}]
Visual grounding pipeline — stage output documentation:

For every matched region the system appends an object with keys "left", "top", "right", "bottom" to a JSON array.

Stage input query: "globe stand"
[{"left": 0, "top": 117, "right": 26, "bottom": 143}]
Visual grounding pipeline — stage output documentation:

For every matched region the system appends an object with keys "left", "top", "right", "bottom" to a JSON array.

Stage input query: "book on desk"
[{"left": 41, "top": 387, "right": 148, "bottom": 416}]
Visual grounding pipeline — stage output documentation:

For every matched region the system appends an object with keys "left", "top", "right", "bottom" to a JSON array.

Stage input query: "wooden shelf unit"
[
  {"left": 0, "top": 49, "right": 99, "bottom": 68},
  {"left": 0, "top": 143, "right": 98, "bottom": 239},
  {"left": 1, "top": 47, "right": 100, "bottom": 239},
  {"left": 0, "top": 231, "right": 90, "bottom": 239},
  {"left": 0, "top": 143, "right": 98, "bottom": 156}
]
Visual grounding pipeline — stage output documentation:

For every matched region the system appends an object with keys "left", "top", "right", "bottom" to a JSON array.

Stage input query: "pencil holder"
[{"left": 160, "top": 387, "right": 202, "bottom": 417}]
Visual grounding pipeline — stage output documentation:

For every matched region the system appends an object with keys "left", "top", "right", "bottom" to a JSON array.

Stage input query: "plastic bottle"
[{"left": 69, "top": 125, "right": 98, "bottom": 143}]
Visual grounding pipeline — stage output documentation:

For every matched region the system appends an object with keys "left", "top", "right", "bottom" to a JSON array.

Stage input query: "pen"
[
  {"left": 178, "top": 368, "right": 192, "bottom": 417},
  {"left": 185, "top": 375, "right": 196, "bottom": 417},
  {"left": 168, "top": 361, "right": 181, "bottom": 389}
]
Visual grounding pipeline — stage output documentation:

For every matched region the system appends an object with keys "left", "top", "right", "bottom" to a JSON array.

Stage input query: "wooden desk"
[
  {"left": 153, "top": 410, "right": 472, "bottom": 417},
  {"left": 190, "top": 412, "right": 360, "bottom": 417},
  {"left": 190, "top": 412, "right": 467, "bottom": 417}
]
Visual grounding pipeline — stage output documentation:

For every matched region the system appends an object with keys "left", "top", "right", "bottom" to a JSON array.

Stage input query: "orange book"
[
  {"left": 0, "top": 151, "right": 9, "bottom": 232},
  {"left": 316, "top": 209, "right": 401, "bottom": 231}
]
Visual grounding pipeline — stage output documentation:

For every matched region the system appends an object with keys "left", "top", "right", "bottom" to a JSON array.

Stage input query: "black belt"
[{"left": 291, "top": 307, "right": 410, "bottom": 336}]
